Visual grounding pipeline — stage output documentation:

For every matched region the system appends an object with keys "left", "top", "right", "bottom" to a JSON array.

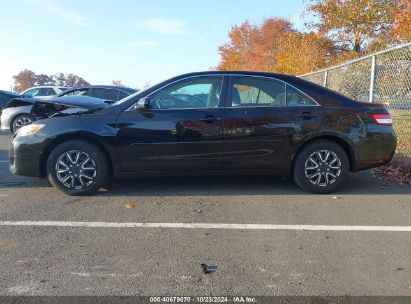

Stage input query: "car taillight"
[{"left": 371, "top": 113, "right": 393, "bottom": 126}]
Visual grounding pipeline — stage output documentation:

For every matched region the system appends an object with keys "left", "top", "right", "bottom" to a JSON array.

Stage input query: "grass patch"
[
  {"left": 371, "top": 109, "right": 411, "bottom": 185},
  {"left": 389, "top": 109, "right": 411, "bottom": 158}
]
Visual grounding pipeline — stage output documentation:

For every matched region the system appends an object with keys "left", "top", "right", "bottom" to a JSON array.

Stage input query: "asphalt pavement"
[{"left": 0, "top": 130, "right": 410, "bottom": 296}]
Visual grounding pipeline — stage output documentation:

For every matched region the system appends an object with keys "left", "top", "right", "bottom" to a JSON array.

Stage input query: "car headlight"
[{"left": 16, "top": 124, "right": 45, "bottom": 137}]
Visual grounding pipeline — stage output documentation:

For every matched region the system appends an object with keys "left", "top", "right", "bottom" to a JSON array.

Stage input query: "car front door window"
[
  {"left": 149, "top": 77, "right": 223, "bottom": 109},
  {"left": 117, "top": 76, "right": 225, "bottom": 172},
  {"left": 24, "top": 89, "right": 39, "bottom": 97}
]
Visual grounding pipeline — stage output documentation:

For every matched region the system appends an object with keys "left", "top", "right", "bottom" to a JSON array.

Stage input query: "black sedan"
[{"left": 9, "top": 71, "right": 396, "bottom": 195}]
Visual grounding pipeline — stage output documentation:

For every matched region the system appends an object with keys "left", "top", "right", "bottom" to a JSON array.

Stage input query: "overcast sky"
[{"left": 0, "top": 0, "right": 310, "bottom": 90}]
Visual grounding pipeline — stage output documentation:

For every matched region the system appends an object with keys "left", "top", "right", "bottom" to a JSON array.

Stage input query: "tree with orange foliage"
[
  {"left": 217, "top": 20, "right": 260, "bottom": 71},
  {"left": 12, "top": 69, "right": 36, "bottom": 92},
  {"left": 217, "top": 18, "right": 294, "bottom": 72},
  {"left": 251, "top": 18, "right": 294, "bottom": 71},
  {"left": 275, "top": 32, "right": 334, "bottom": 75},
  {"left": 217, "top": 1, "right": 409, "bottom": 75},
  {"left": 112, "top": 80, "right": 125, "bottom": 87},
  {"left": 217, "top": 18, "right": 334, "bottom": 75},
  {"left": 306, "top": 0, "right": 402, "bottom": 54},
  {"left": 65, "top": 73, "right": 90, "bottom": 87},
  {"left": 392, "top": 0, "right": 411, "bottom": 40}
]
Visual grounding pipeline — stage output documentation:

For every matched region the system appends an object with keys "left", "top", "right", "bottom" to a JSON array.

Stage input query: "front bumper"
[
  {"left": 10, "top": 134, "right": 44, "bottom": 178},
  {"left": 1, "top": 110, "right": 11, "bottom": 130}
]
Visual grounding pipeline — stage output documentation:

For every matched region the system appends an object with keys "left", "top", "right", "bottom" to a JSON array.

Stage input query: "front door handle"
[
  {"left": 201, "top": 115, "right": 220, "bottom": 123},
  {"left": 299, "top": 112, "right": 318, "bottom": 120}
]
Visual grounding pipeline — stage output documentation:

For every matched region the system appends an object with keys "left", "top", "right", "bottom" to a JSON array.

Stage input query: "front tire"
[
  {"left": 11, "top": 114, "right": 35, "bottom": 133},
  {"left": 47, "top": 140, "right": 109, "bottom": 196},
  {"left": 293, "top": 140, "right": 349, "bottom": 194}
]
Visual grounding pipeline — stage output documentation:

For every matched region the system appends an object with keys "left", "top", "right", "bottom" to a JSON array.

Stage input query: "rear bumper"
[
  {"left": 351, "top": 128, "right": 397, "bottom": 171},
  {"left": 9, "top": 135, "right": 44, "bottom": 178}
]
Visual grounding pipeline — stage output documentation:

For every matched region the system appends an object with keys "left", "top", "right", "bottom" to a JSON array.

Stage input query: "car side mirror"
[{"left": 135, "top": 97, "right": 151, "bottom": 110}]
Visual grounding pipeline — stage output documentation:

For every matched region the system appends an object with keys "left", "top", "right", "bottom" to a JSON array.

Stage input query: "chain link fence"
[{"left": 299, "top": 43, "right": 411, "bottom": 159}]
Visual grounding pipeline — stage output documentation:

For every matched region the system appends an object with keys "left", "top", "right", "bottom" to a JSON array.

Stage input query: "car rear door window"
[
  {"left": 230, "top": 77, "right": 286, "bottom": 107},
  {"left": 61, "top": 88, "right": 89, "bottom": 96},
  {"left": 38, "top": 88, "right": 56, "bottom": 96},
  {"left": 92, "top": 88, "right": 120, "bottom": 101},
  {"left": 286, "top": 85, "right": 317, "bottom": 106},
  {"left": 149, "top": 76, "right": 223, "bottom": 109}
]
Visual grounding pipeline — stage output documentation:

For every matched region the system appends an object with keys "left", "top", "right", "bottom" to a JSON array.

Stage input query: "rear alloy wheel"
[
  {"left": 12, "top": 114, "right": 34, "bottom": 133},
  {"left": 293, "top": 140, "right": 349, "bottom": 194},
  {"left": 304, "top": 150, "right": 342, "bottom": 186},
  {"left": 47, "top": 140, "right": 109, "bottom": 196}
]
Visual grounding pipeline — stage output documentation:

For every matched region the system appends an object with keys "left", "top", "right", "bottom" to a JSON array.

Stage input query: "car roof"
[
  {"left": 67, "top": 85, "right": 137, "bottom": 94},
  {"left": 168, "top": 70, "right": 301, "bottom": 79},
  {"left": 157, "top": 71, "right": 321, "bottom": 88},
  {"left": 24, "top": 86, "right": 68, "bottom": 89},
  {"left": 127, "top": 70, "right": 359, "bottom": 108},
  {"left": 175, "top": 70, "right": 286, "bottom": 77}
]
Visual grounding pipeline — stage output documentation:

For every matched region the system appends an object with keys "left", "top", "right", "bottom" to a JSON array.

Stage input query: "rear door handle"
[
  {"left": 299, "top": 112, "right": 318, "bottom": 120},
  {"left": 201, "top": 115, "right": 220, "bottom": 123}
]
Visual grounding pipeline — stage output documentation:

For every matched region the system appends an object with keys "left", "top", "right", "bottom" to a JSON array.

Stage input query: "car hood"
[
  {"left": 27, "top": 96, "right": 111, "bottom": 119},
  {"left": 7, "top": 95, "right": 111, "bottom": 109},
  {"left": 6, "top": 97, "right": 37, "bottom": 108}
]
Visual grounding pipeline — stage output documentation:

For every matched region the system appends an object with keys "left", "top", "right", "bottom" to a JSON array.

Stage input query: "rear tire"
[
  {"left": 293, "top": 140, "right": 349, "bottom": 194},
  {"left": 47, "top": 140, "right": 109, "bottom": 196}
]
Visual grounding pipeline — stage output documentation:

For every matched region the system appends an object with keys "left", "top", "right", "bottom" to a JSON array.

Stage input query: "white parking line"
[
  {"left": 0, "top": 221, "right": 410, "bottom": 232},
  {"left": 0, "top": 160, "right": 9, "bottom": 163}
]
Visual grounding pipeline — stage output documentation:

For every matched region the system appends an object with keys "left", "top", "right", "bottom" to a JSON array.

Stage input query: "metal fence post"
[
  {"left": 369, "top": 55, "right": 376, "bottom": 103},
  {"left": 299, "top": 43, "right": 411, "bottom": 159}
]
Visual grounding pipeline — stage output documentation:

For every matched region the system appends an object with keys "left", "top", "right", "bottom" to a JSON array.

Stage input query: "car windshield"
[{"left": 109, "top": 86, "right": 151, "bottom": 106}]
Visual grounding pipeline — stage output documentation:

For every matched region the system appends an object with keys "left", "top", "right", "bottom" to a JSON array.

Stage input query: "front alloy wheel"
[
  {"left": 55, "top": 150, "right": 97, "bottom": 190},
  {"left": 47, "top": 140, "right": 109, "bottom": 196}
]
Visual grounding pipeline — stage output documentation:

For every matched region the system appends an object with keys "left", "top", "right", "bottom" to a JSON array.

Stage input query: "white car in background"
[
  {"left": 0, "top": 86, "right": 69, "bottom": 132},
  {"left": 21, "top": 86, "right": 68, "bottom": 99},
  {"left": 1, "top": 85, "right": 137, "bottom": 133}
]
